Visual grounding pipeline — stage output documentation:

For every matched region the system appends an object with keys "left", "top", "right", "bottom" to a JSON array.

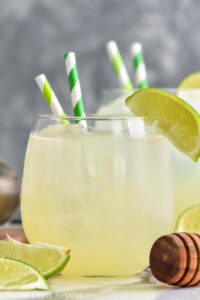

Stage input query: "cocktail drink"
[
  {"left": 21, "top": 115, "right": 174, "bottom": 277},
  {"left": 172, "top": 146, "right": 200, "bottom": 218},
  {"left": 170, "top": 89, "right": 200, "bottom": 219},
  {"left": 98, "top": 89, "right": 200, "bottom": 220}
]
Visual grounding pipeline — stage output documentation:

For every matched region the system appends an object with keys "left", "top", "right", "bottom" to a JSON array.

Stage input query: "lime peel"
[
  {"left": 0, "top": 257, "right": 49, "bottom": 291},
  {"left": 177, "top": 71, "right": 200, "bottom": 89},
  {"left": 175, "top": 204, "right": 200, "bottom": 233},
  {"left": 0, "top": 237, "right": 70, "bottom": 279},
  {"left": 126, "top": 88, "right": 200, "bottom": 161}
]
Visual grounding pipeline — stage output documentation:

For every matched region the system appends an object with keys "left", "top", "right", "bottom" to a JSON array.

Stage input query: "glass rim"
[
  {"left": 36, "top": 114, "right": 152, "bottom": 121},
  {"left": 102, "top": 87, "right": 200, "bottom": 93}
]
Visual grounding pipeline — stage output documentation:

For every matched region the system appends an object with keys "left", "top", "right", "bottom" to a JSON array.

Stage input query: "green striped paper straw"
[
  {"left": 106, "top": 40, "right": 134, "bottom": 91},
  {"left": 130, "top": 42, "right": 148, "bottom": 88},
  {"left": 64, "top": 52, "right": 86, "bottom": 127},
  {"left": 35, "top": 74, "right": 69, "bottom": 124}
]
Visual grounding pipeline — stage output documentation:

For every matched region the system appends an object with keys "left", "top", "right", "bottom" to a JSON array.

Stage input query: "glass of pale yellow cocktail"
[{"left": 21, "top": 115, "right": 174, "bottom": 277}]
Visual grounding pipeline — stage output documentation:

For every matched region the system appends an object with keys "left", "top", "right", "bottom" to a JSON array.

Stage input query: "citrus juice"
[
  {"left": 171, "top": 90, "right": 200, "bottom": 219},
  {"left": 21, "top": 118, "right": 174, "bottom": 277}
]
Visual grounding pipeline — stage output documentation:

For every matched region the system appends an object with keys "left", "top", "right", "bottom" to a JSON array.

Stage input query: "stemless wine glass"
[
  {"left": 21, "top": 115, "right": 174, "bottom": 277},
  {"left": 98, "top": 88, "right": 200, "bottom": 221}
]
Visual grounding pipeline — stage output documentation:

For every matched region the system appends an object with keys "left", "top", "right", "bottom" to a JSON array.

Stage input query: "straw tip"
[
  {"left": 130, "top": 42, "right": 142, "bottom": 55},
  {"left": 64, "top": 52, "right": 75, "bottom": 60},
  {"left": 106, "top": 40, "right": 117, "bottom": 48},
  {"left": 35, "top": 73, "right": 45, "bottom": 82}
]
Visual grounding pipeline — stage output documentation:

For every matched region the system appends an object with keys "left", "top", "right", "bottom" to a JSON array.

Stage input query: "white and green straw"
[
  {"left": 130, "top": 42, "right": 148, "bottom": 88},
  {"left": 106, "top": 40, "right": 133, "bottom": 91},
  {"left": 35, "top": 74, "right": 69, "bottom": 123},
  {"left": 64, "top": 52, "right": 86, "bottom": 126}
]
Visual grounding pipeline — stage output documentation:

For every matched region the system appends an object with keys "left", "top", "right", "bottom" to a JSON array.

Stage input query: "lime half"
[
  {"left": 175, "top": 205, "right": 200, "bottom": 233},
  {"left": 0, "top": 237, "right": 70, "bottom": 279},
  {"left": 178, "top": 72, "right": 200, "bottom": 89},
  {"left": 0, "top": 257, "right": 48, "bottom": 291},
  {"left": 126, "top": 88, "right": 200, "bottom": 161}
]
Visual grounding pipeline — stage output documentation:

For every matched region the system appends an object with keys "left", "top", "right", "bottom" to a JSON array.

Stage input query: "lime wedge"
[
  {"left": 176, "top": 72, "right": 200, "bottom": 102},
  {"left": 0, "top": 237, "right": 70, "bottom": 279},
  {"left": 0, "top": 257, "right": 48, "bottom": 291},
  {"left": 175, "top": 205, "right": 200, "bottom": 233},
  {"left": 178, "top": 72, "right": 200, "bottom": 88},
  {"left": 125, "top": 88, "right": 200, "bottom": 161}
]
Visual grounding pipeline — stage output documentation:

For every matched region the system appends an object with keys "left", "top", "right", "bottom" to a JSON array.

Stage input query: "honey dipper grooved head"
[
  {"left": 174, "top": 232, "right": 197, "bottom": 286},
  {"left": 150, "top": 234, "right": 187, "bottom": 285},
  {"left": 184, "top": 233, "right": 200, "bottom": 286},
  {"left": 150, "top": 233, "right": 200, "bottom": 287}
]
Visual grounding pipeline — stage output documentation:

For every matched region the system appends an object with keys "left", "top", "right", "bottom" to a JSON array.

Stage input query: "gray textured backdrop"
[{"left": 1, "top": 0, "right": 200, "bottom": 181}]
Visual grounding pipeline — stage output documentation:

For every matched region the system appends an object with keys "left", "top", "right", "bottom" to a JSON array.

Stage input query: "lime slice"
[
  {"left": 0, "top": 257, "right": 48, "bottom": 291},
  {"left": 0, "top": 237, "right": 70, "bottom": 279},
  {"left": 178, "top": 72, "right": 200, "bottom": 88},
  {"left": 177, "top": 72, "right": 200, "bottom": 101},
  {"left": 175, "top": 205, "right": 200, "bottom": 233},
  {"left": 125, "top": 88, "right": 200, "bottom": 161}
]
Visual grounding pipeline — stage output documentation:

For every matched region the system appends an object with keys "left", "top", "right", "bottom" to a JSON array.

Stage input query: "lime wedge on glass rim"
[
  {"left": 125, "top": 88, "right": 200, "bottom": 161},
  {"left": 0, "top": 236, "right": 70, "bottom": 279},
  {"left": 175, "top": 205, "right": 200, "bottom": 233},
  {"left": 0, "top": 257, "right": 48, "bottom": 291}
]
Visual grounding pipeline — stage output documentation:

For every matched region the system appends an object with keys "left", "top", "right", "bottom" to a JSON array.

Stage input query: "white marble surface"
[{"left": 1, "top": 274, "right": 200, "bottom": 300}]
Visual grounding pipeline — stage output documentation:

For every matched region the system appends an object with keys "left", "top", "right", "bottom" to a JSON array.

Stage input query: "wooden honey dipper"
[{"left": 150, "top": 232, "right": 200, "bottom": 287}]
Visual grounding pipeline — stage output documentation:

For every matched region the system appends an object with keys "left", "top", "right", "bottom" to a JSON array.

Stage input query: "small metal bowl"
[{"left": 0, "top": 161, "right": 20, "bottom": 224}]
